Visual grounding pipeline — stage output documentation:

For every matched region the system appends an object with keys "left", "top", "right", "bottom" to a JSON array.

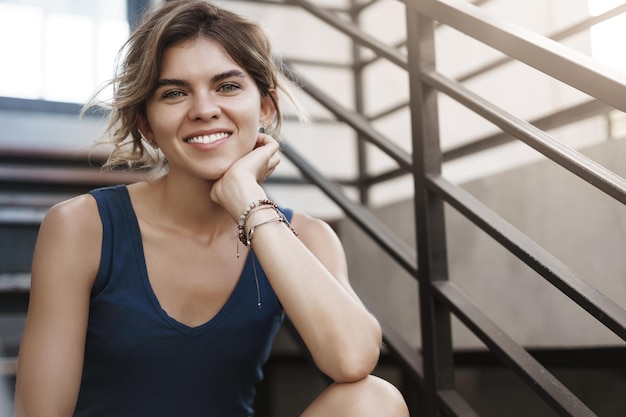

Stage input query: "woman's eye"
[
  {"left": 161, "top": 90, "right": 185, "bottom": 99},
  {"left": 218, "top": 82, "right": 240, "bottom": 93}
]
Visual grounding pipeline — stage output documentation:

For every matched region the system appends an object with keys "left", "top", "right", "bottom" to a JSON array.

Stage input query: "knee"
[
  {"left": 356, "top": 375, "right": 409, "bottom": 417},
  {"left": 302, "top": 375, "right": 409, "bottom": 417}
]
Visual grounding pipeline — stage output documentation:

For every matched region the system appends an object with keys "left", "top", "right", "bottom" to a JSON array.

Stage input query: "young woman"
[{"left": 14, "top": 1, "right": 409, "bottom": 416}]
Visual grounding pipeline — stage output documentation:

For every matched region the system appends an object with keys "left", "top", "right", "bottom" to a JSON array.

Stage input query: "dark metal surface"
[
  {"left": 279, "top": 141, "right": 417, "bottom": 275},
  {"left": 286, "top": 0, "right": 408, "bottom": 70},
  {"left": 428, "top": 173, "right": 626, "bottom": 341},
  {"left": 406, "top": 7, "right": 457, "bottom": 417},
  {"left": 422, "top": 69, "right": 626, "bottom": 206},
  {"left": 434, "top": 280, "right": 597, "bottom": 417},
  {"left": 281, "top": 61, "right": 413, "bottom": 171},
  {"left": 438, "top": 389, "right": 481, "bottom": 417},
  {"left": 443, "top": 99, "right": 613, "bottom": 162}
]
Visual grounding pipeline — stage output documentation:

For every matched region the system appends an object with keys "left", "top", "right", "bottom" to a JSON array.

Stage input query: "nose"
[{"left": 188, "top": 92, "right": 221, "bottom": 121}]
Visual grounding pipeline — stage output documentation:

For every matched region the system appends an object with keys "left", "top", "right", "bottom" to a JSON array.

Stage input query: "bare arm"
[
  {"left": 211, "top": 134, "right": 382, "bottom": 383},
  {"left": 252, "top": 210, "right": 383, "bottom": 382},
  {"left": 14, "top": 195, "right": 101, "bottom": 417}
]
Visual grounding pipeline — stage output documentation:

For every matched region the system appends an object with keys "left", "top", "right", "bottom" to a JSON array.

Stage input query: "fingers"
[
  {"left": 210, "top": 132, "right": 280, "bottom": 214},
  {"left": 258, "top": 135, "right": 281, "bottom": 182},
  {"left": 255, "top": 131, "right": 281, "bottom": 179},
  {"left": 270, "top": 152, "right": 281, "bottom": 168},
  {"left": 263, "top": 152, "right": 280, "bottom": 181},
  {"left": 256, "top": 131, "right": 280, "bottom": 152}
]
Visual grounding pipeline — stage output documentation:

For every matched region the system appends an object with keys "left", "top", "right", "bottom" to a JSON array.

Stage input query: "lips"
[{"left": 185, "top": 132, "right": 231, "bottom": 144}]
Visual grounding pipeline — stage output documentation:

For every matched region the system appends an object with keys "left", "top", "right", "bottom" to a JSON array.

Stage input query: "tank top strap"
[
  {"left": 88, "top": 184, "right": 132, "bottom": 298},
  {"left": 278, "top": 206, "right": 293, "bottom": 222}
]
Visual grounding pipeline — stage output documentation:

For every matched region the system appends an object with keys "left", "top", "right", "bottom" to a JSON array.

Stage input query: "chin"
[{"left": 198, "top": 167, "right": 230, "bottom": 182}]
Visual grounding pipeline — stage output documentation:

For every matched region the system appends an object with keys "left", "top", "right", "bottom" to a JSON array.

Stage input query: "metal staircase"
[{"left": 262, "top": 0, "right": 626, "bottom": 416}]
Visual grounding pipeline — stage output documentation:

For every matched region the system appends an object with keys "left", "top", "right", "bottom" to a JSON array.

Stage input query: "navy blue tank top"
[{"left": 73, "top": 185, "right": 285, "bottom": 417}]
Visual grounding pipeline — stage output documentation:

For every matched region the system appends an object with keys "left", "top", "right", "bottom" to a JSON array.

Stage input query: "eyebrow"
[
  {"left": 213, "top": 69, "right": 247, "bottom": 83},
  {"left": 154, "top": 69, "right": 248, "bottom": 90}
]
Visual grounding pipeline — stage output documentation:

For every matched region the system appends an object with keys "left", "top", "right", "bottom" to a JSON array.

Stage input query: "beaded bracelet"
[
  {"left": 235, "top": 200, "right": 299, "bottom": 309},
  {"left": 237, "top": 199, "right": 278, "bottom": 246}
]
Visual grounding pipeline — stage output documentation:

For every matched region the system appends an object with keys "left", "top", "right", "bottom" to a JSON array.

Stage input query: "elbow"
[
  {"left": 312, "top": 314, "right": 384, "bottom": 382},
  {"left": 333, "top": 320, "right": 383, "bottom": 382},
  {"left": 325, "top": 340, "right": 382, "bottom": 383}
]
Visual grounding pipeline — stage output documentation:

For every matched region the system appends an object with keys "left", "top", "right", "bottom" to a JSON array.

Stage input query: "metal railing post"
[
  {"left": 350, "top": 0, "right": 370, "bottom": 205},
  {"left": 405, "top": 5, "right": 455, "bottom": 416}
]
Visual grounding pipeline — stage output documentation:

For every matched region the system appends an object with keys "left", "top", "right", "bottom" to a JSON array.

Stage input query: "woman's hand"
[{"left": 209, "top": 131, "right": 281, "bottom": 220}]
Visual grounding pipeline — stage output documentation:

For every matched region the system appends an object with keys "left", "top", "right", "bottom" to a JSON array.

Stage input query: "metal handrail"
[
  {"left": 443, "top": 99, "right": 613, "bottom": 161},
  {"left": 422, "top": 69, "right": 626, "bottom": 205},
  {"left": 428, "top": 173, "right": 626, "bottom": 340},
  {"left": 280, "top": 141, "right": 417, "bottom": 275},
  {"left": 286, "top": 0, "right": 408, "bottom": 70},
  {"left": 281, "top": 61, "right": 413, "bottom": 171},
  {"left": 359, "top": 98, "right": 622, "bottom": 185},
  {"left": 348, "top": 0, "right": 626, "bottom": 85},
  {"left": 456, "top": 2, "right": 626, "bottom": 82},
  {"left": 434, "top": 280, "right": 597, "bottom": 417},
  {"left": 403, "top": 0, "right": 626, "bottom": 112}
]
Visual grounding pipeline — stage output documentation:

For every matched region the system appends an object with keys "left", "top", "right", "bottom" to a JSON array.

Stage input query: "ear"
[
  {"left": 260, "top": 89, "right": 278, "bottom": 123},
  {"left": 137, "top": 114, "right": 155, "bottom": 142}
]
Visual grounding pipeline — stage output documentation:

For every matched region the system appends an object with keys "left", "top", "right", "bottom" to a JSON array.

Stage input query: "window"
[
  {"left": 0, "top": 0, "right": 128, "bottom": 104},
  {"left": 587, "top": 0, "right": 626, "bottom": 72}
]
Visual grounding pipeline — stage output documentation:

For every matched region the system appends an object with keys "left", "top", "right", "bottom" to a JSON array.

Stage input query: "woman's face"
[{"left": 140, "top": 36, "right": 275, "bottom": 180}]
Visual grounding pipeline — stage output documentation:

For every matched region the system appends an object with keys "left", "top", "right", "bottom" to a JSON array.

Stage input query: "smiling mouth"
[{"left": 185, "top": 132, "right": 230, "bottom": 144}]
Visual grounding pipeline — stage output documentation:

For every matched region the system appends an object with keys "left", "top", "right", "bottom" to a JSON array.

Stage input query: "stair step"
[
  {"left": 0, "top": 357, "right": 18, "bottom": 376},
  {"left": 0, "top": 273, "right": 30, "bottom": 292}
]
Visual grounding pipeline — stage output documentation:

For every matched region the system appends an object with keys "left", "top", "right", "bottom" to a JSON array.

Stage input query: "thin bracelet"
[
  {"left": 237, "top": 199, "right": 278, "bottom": 246},
  {"left": 245, "top": 205, "right": 278, "bottom": 229},
  {"left": 236, "top": 206, "right": 278, "bottom": 258},
  {"left": 245, "top": 216, "right": 285, "bottom": 247},
  {"left": 246, "top": 211, "right": 299, "bottom": 247}
]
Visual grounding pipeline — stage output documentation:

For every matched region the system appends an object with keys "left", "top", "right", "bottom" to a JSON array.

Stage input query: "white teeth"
[{"left": 186, "top": 132, "right": 229, "bottom": 144}]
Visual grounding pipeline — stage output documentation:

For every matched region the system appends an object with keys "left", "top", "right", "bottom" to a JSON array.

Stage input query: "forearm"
[{"left": 247, "top": 211, "right": 382, "bottom": 381}]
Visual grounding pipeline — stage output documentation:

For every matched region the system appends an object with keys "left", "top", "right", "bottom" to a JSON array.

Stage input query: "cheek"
[
  {"left": 233, "top": 94, "right": 263, "bottom": 123},
  {"left": 145, "top": 107, "right": 179, "bottom": 137}
]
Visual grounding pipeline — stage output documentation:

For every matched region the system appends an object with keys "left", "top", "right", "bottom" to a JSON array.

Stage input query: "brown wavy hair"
[{"left": 87, "top": 0, "right": 290, "bottom": 169}]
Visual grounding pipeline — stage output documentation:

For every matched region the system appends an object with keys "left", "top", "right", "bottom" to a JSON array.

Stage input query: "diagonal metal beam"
[{"left": 401, "top": 0, "right": 626, "bottom": 112}]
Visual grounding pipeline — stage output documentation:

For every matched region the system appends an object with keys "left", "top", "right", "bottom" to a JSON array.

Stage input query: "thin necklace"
[
  {"left": 251, "top": 253, "right": 262, "bottom": 308},
  {"left": 237, "top": 240, "right": 262, "bottom": 308}
]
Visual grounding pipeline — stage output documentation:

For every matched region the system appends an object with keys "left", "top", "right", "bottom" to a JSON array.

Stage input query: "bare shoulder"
[
  {"left": 290, "top": 212, "right": 349, "bottom": 277},
  {"left": 34, "top": 193, "right": 102, "bottom": 285},
  {"left": 290, "top": 212, "right": 341, "bottom": 247},
  {"left": 41, "top": 193, "right": 102, "bottom": 256},
  {"left": 44, "top": 193, "right": 100, "bottom": 226},
  {"left": 39, "top": 194, "right": 101, "bottom": 247}
]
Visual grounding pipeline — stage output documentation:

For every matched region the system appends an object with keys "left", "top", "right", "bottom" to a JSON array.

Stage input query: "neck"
[{"left": 139, "top": 174, "right": 234, "bottom": 239}]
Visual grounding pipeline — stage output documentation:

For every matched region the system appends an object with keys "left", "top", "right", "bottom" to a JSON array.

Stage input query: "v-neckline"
[{"left": 118, "top": 185, "right": 251, "bottom": 336}]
